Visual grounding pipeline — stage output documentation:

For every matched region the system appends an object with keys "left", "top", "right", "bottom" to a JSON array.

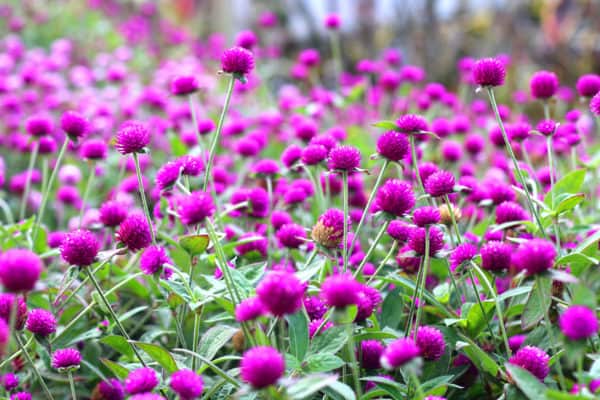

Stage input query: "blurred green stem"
[
  {"left": 20, "top": 139, "right": 39, "bottom": 221},
  {"left": 133, "top": 153, "right": 156, "bottom": 245},
  {"left": 342, "top": 171, "right": 349, "bottom": 273}
]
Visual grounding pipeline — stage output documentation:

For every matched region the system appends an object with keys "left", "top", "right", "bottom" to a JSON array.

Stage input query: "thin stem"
[
  {"left": 15, "top": 334, "right": 54, "bottom": 400},
  {"left": 546, "top": 136, "right": 561, "bottom": 249},
  {"left": 329, "top": 31, "right": 342, "bottom": 89},
  {"left": 84, "top": 268, "right": 147, "bottom": 367},
  {"left": 33, "top": 137, "right": 69, "bottom": 245},
  {"left": 342, "top": 171, "right": 349, "bottom": 273},
  {"left": 20, "top": 139, "right": 39, "bottom": 220},
  {"left": 266, "top": 176, "right": 274, "bottom": 264},
  {"left": 188, "top": 93, "right": 203, "bottom": 153},
  {"left": 353, "top": 220, "right": 390, "bottom": 278},
  {"left": 78, "top": 163, "right": 95, "bottom": 228},
  {"left": 206, "top": 218, "right": 241, "bottom": 305},
  {"left": 302, "top": 249, "right": 317, "bottom": 270},
  {"left": 345, "top": 323, "right": 363, "bottom": 398},
  {"left": 467, "top": 269, "right": 495, "bottom": 341},
  {"left": 203, "top": 74, "right": 235, "bottom": 191},
  {"left": 191, "top": 307, "right": 202, "bottom": 371},
  {"left": 405, "top": 255, "right": 425, "bottom": 337},
  {"left": 68, "top": 371, "right": 77, "bottom": 400},
  {"left": 367, "top": 241, "right": 398, "bottom": 285},
  {"left": 444, "top": 195, "right": 462, "bottom": 244},
  {"left": 409, "top": 134, "right": 426, "bottom": 196},
  {"left": 132, "top": 153, "right": 156, "bottom": 245},
  {"left": 349, "top": 159, "right": 389, "bottom": 255},
  {"left": 413, "top": 227, "right": 430, "bottom": 338},
  {"left": 486, "top": 88, "right": 546, "bottom": 237}
]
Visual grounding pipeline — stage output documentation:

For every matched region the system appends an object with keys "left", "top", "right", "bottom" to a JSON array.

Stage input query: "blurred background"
[{"left": 1, "top": 0, "right": 599, "bottom": 86}]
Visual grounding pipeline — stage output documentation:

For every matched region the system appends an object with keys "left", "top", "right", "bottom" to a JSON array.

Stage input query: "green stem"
[
  {"left": 329, "top": 32, "right": 342, "bottom": 89},
  {"left": 205, "top": 218, "right": 241, "bottom": 305},
  {"left": 405, "top": 255, "right": 425, "bottom": 337},
  {"left": 78, "top": 163, "right": 95, "bottom": 228},
  {"left": 67, "top": 371, "right": 77, "bottom": 400},
  {"left": 188, "top": 93, "right": 203, "bottom": 153},
  {"left": 342, "top": 171, "right": 349, "bottom": 273},
  {"left": 20, "top": 139, "right": 39, "bottom": 220},
  {"left": 345, "top": 323, "right": 363, "bottom": 398},
  {"left": 33, "top": 137, "right": 68, "bottom": 245},
  {"left": 467, "top": 269, "right": 495, "bottom": 341},
  {"left": 191, "top": 307, "right": 202, "bottom": 371},
  {"left": 409, "top": 134, "right": 426, "bottom": 197},
  {"left": 203, "top": 74, "right": 235, "bottom": 191},
  {"left": 266, "top": 176, "right": 274, "bottom": 264},
  {"left": 15, "top": 334, "right": 54, "bottom": 400},
  {"left": 84, "top": 268, "right": 147, "bottom": 367},
  {"left": 349, "top": 159, "right": 389, "bottom": 255},
  {"left": 413, "top": 227, "right": 430, "bottom": 338},
  {"left": 546, "top": 136, "right": 561, "bottom": 249},
  {"left": 367, "top": 241, "right": 398, "bottom": 285},
  {"left": 486, "top": 88, "right": 546, "bottom": 237},
  {"left": 302, "top": 249, "right": 317, "bottom": 270},
  {"left": 444, "top": 195, "right": 461, "bottom": 244},
  {"left": 353, "top": 220, "right": 390, "bottom": 278},
  {"left": 132, "top": 153, "right": 156, "bottom": 245}
]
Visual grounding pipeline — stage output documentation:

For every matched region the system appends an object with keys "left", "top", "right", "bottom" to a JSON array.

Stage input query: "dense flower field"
[{"left": 1, "top": 7, "right": 600, "bottom": 400}]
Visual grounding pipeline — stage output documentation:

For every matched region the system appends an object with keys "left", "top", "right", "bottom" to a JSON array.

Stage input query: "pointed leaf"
[
  {"left": 132, "top": 341, "right": 178, "bottom": 373},
  {"left": 179, "top": 234, "right": 210, "bottom": 256},
  {"left": 101, "top": 358, "right": 130, "bottom": 380},
  {"left": 505, "top": 363, "right": 547, "bottom": 400},
  {"left": 287, "top": 311, "right": 309, "bottom": 361}
]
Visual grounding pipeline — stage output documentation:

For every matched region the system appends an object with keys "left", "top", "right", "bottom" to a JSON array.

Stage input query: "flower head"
[
  {"left": 495, "top": 201, "right": 528, "bottom": 224},
  {"left": 513, "top": 238, "right": 556, "bottom": 275},
  {"left": 221, "top": 47, "right": 254, "bottom": 76},
  {"left": 115, "top": 121, "right": 150, "bottom": 155},
  {"left": 396, "top": 114, "right": 428, "bottom": 133},
  {"left": 480, "top": 241, "right": 512, "bottom": 272},
  {"left": 116, "top": 213, "right": 152, "bottom": 252},
  {"left": 380, "top": 338, "right": 421, "bottom": 369},
  {"left": 240, "top": 346, "right": 285, "bottom": 389},
  {"left": 60, "top": 229, "right": 100, "bottom": 267},
  {"left": 60, "top": 110, "right": 88, "bottom": 139},
  {"left": 358, "top": 340, "right": 384, "bottom": 369},
  {"left": 26, "top": 114, "right": 54, "bottom": 137},
  {"left": 424, "top": 170, "right": 455, "bottom": 198},
  {"left": 320, "top": 273, "right": 360, "bottom": 307},
  {"left": 312, "top": 208, "right": 345, "bottom": 248},
  {"left": 155, "top": 161, "right": 182, "bottom": 191},
  {"left": 276, "top": 223, "right": 306, "bottom": 249},
  {"left": 140, "top": 246, "right": 171, "bottom": 275},
  {"left": 559, "top": 305, "right": 598, "bottom": 341},
  {"left": 99, "top": 200, "right": 128, "bottom": 227},
  {"left": 0, "top": 249, "right": 43, "bottom": 292},
  {"left": 408, "top": 226, "right": 445, "bottom": 256},
  {"left": 235, "top": 297, "right": 266, "bottom": 322},
  {"left": 376, "top": 131, "right": 409, "bottom": 162},
  {"left": 26, "top": 308, "right": 56, "bottom": 337},
  {"left": 125, "top": 367, "right": 159, "bottom": 394},
  {"left": 81, "top": 139, "right": 108, "bottom": 160},
  {"left": 415, "top": 326, "right": 445, "bottom": 361},
  {"left": 171, "top": 75, "right": 199, "bottom": 96},
  {"left": 256, "top": 271, "right": 305, "bottom": 316},
  {"left": 387, "top": 221, "right": 412, "bottom": 243},
  {"left": 508, "top": 346, "right": 550, "bottom": 381},
  {"left": 0, "top": 294, "right": 27, "bottom": 330},
  {"left": 91, "top": 379, "right": 124, "bottom": 400},
  {"left": 51, "top": 348, "right": 81, "bottom": 370},
  {"left": 449, "top": 242, "right": 477, "bottom": 271},
  {"left": 177, "top": 191, "right": 215, "bottom": 225},
  {"left": 413, "top": 206, "right": 441, "bottom": 227},
  {"left": 473, "top": 58, "right": 506, "bottom": 87},
  {"left": 169, "top": 369, "right": 203, "bottom": 399},
  {"left": 576, "top": 74, "right": 600, "bottom": 98},
  {"left": 328, "top": 145, "right": 361, "bottom": 171},
  {"left": 590, "top": 92, "right": 600, "bottom": 116},
  {"left": 376, "top": 179, "right": 415, "bottom": 217}
]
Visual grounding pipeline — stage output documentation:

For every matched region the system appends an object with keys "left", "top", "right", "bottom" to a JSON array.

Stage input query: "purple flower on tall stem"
[{"left": 240, "top": 346, "right": 285, "bottom": 389}]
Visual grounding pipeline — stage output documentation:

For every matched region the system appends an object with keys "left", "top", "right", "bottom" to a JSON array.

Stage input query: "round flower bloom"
[
  {"left": 235, "top": 297, "right": 266, "bottom": 322},
  {"left": 81, "top": 139, "right": 108, "bottom": 160},
  {"left": 2, "top": 373, "right": 19, "bottom": 391},
  {"left": 328, "top": 145, "right": 361, "bottom": 171},
  {"left": 252, "top": 159, "right": 279, "bottom": 176},
  {"left": 536, "top": 119, "right": 556, "bottom": 137},
  {"left": 178, "top": 155, "right": 204, "bottom": 176},
  {"left": 424, "top": 170, "right": 455, "bottom": 197},
  {"left": 10, "top": 392, "right": 31, "bottom": 400},
  {"left": 299, "top": 48, "right": 321, "bottom": 67},
  {"left": 235, "top": 30, "right": 258, "bottom": 49},
  {"left": 576, "top": 74, "right": 600, "bottom": 97},
  {"left": 320, "top": 273, "right": 360, "bottom": 308},
  {"left": 513, "top": 238, "right": 556, "bottom": 275},
  {"left": 221, "top": 47, "right": 254, "bottom": 75},
  {"left": 116, "top": 213, "right": 152, "bottom": 252},
  {"left": 91, "top": 379, "right": 124, "bottom": 400},
  {"left": 407, "top": 226, "right": 444, "bottom": 256},
  {"left": 302, "top": 144, "right": 328, "bottom": 166},
  {"left": 114, "top": 121, "right": 150, "bottom": 155},
  {"left": 508, "top": 334, "right": 527, "bottom": 353},
  {"left": 276, "top": 223, "right": 306, "bottom": 249},
  {"left": 0, "top": 294, "right": 27, "bottom": 330},
  {"left": 171, "top": 75, "right": 199, "bottom": 96},
  {"left": 25, "top": 114, "right": 54, "bottom": 137},
  {"left": 413, "top": 206, "right": 441, "bottom": 227},
  {"left": 376, "top": 180, "right": 415, "bottom": 217},
  {"left": 376, "top": 131, "right": 409, "bottom": 162},
  {"left": 26, "top": 308, "right": 56, "bottom": 337},
  {"left": 197, "top": 119, "right": 215, "bottom": 135},
  {"left": 559, "top": 305, "right": 598, "bottom": 341},
  {"left": 60, "top": 110, "right": 88, "bottom": 139},
  {"left": 309, "top": 319, "right": 333, "bottom": 338},
  {"left": 140, "top": 246, "right": 171, "bottom": 275},
  {"left": 99, "top": 200, "right": 128, "bottom": 227},
  {"left": 125, "top": 367, "right": 159, "bottom": 394},
  {"left": 449, "top": 242, "right": 477, "bottom": 271},
  {"left": 128, "top": 394, "right": 165, "bottom": 400},
  {"left": 396, "top": 114, "right": 428, "bottom": 133},
  {"left": 256, "top": 271, "right": 305, "bottom": 316},
  {"left": 358, "top": 340, "right": 384, "bottom": 369},
  {"left": 324, "top": 13, "right": 340, "bottom": 29},
  {"left": 60, "top": 229, "right": 100, "bottom": 267},
  {"left": 473, "top": 58, "right": 506, "bottom": 87},
  {"left": 240, "top": 346, "right": 285, "bottom": 389},
  {"left": 281, "top": 145, "right": 303, "bottom": 168},
  {"left": 169, "top": 369, "right": 203, "bottom": 399},
  {"left": 480, "top": 241, "right": 512, "bottom": 272},
  {"left": 177, "top": 191, "right": 215, "bottom": 225},
  {"left": 387, "top": 221, "right": 412, "bottom": 243},
  {"left": 380, "top": 338, "right": 421, "bottom": 369},
  {"left": 155, "top": 161, "right": 182, "bottom": 191},
  {"left": 415, "top": 326, "right": 445, "bottom": 361},
  {"left": 235, "top": 232, "right": 268, "bottom": 258},
  {"left": 0, "top": 249, "right": 43, "bottom": 292},
  {"left": 312, "top": 208, "right": 345, "bottom": 248},
  {"left": 0, "top": 319, "right": 7, "bottom": 357},
  {"left": 51, "top": 348, "right": 81, "bottom": 370},
  {"left": 303, "top": 296, "right": 327, "bottom": 320},
  {"left": 508, "top": 346, "right": 550, "bottom": 381},
  {"left": 590, "top": 92, "right": 600, "bottom": 116},
  {"left": 495, "top": 201, "right": 528, "bottom": 224},
  {"left": 530, "top": 70, "right": 559, "bottom": 99}
]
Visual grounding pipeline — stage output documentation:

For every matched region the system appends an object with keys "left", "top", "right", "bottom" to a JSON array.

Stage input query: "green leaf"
[
  {"left": 505, "top": 363, "right": 547, "bottom": 400},
  {"left": 571, "top": 284, "right": 597, "bottom": 309},
  {"left": 170, "top": 134, "right": 188, "bottom": 157},
  {"left": 322, "top": 380, "right": 357, "bottom": 400},
  {"left": 465, "top": 300, "right": 495, "bottom": 338},
  {"left": 179, "top": 234, "right": 210, "bottom": 256},
  {"left": 522, "top": 276, "right": 552, "bottom": 330},
  {"left": 100, "top": 335, "right": 134, "bottom": 359},
  {"left": 33, "top": 226, "right": 48, "bottom": 254},
  {"left": 101, "top": 358, "right": 130, "bottom": 379},
  {"left": 372, "top": 120, "right": 398, "bottom": 130},
  {"left": 544, "top": 169, "right": 585, "bottom": 208},
  {"left": 554, "top": 193, "right": 585, "bottom": 215},
  {"left": 456, "top": 339, "right": 499, "bottom": 376},
  {"left": 287, "top": 311, "right": 309, "bottom": 362},
  {"left": 286, "top": 374, "right": 339, "bottom": 399},
  {"left": 380, "top": 288, "right": 404, "bottom": 329},
  {"left": 556, "top": 252, "right": 598, "bottom": 277},
  {"left": 546, "top": 389, "right": 591, "bottom": 400},
  {"left": 197, "top": 325, "right": 238, "bottom": 362},
  {"left": 308, "top": 326, "right": 348, "bottom": 355},
  {"left": 304, "top": 353, "right": 345, "bottom": 372},
  {"left": 132, "top": 342, "right": 178, "bottom": 373}
]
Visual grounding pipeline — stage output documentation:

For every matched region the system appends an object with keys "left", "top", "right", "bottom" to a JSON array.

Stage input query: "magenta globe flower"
[
  {"left": 276, "top": 223, "right": 307, "bottom": 249},
  {"left": 51, "top": 348, "right": 81, "bottom": 370},
  {"left": 413, "top": 206, "right": 441, "bottom": 227},
  {"left": 473, "top": 58, "right": 506, "bottom": 87},
  {"left": 0, "top": 249, "right": 43, "bottom": 292},
  {"left": 256, "top": 271, "right": 305, "bottom": 316},
  {"left": 513, "top": 238, "right": 556, "bottom": 275},
  {"left": 480, "top": 241, "right": 512, "bottom": 272},
  {"left": 171, "top": 75, "right": 199, "bottom": 96},
  {"left": 99, "top": 200, "right": 128, "bottom": 227},
  {"left": 235, "top": 297, "right": 266, "bottom": 322},
  {"left": 125, "top": 367, "right": 159, "bottom": 394},
  {"left": 408, "top": 226, "right": 445, "bottom": 256},
  {"left": 221, "top": 47, "right": 255, "bottom": 76},
  {"left": 508, "top": 346, "right": 550, "bottom": 381},
  {"left": 60, "top": 229, "right": 100, "bottom": 267},
  {"left": 424, "top": 170, "right": 455, "bottom": 198},
  {"left": 177, "top": 191, "right": 215, "bottom": 225},
  {"left": 357, "top": 340, "right": 384, "bottom": 369},
  {"left": 376, "top": 131, "right": 409, "bottom": 162},
  {"left": 25, "top": 308, "right": 56, "bottom": 337},
  {"left": 60, "top": 110, "right": 88, "bottom": 140},
  {"left": 169, "top": 369, "right": 203, "bottom": 399},
  {"left": 10, "top": 392, "right": 32, "bottom": 400},
  {"left": 92, "top": 379, "right": 124, "bottom": 400},
  {"left": 415, "top": 326, "right": 445, "bottom": 361},
  {"left": 396, "top": 114, "right": 428, "bottom": 133},
  {"left": 380, "top": 337, "right": 421, "bottom": 369},
  {"left": 449, "top": 242, "right": 477, "bottom": 271},
  {"left": 116, "top": 213, "right": 153, "bottom": 252},
  {"left": 320, "top": 273, "right": 360, "bottom": 308},
  {"left": 240, "top": 346, "right": 285, "bottom": 389},
  {"left": 0, "top": 294, "right": 28, "bottom": 330},
  {"left": 115, "top": 121, "right": 150, "bottom": 155},
  {"left": 576, "top": 74, "right": 600, "bottom": 98},
  {"left": 376, "top": 179, "right": 415, "bottom": 217},
  {"left": 530, "top": 70, "right": 559, "bottom": 99},
  {"left": 590, "top": 92, "right": 600, "bottom": 116},
  {"left": 312, "top": 208, "right": 345, "bottom": 248},
  {"left": 139, "top": 246, "right": 171, "bottom": 275},
  {"left": 328, "top": 145, "right": 361, "bottom": 171},
  {"left": 559, "top": 305, "right": 598, "bottom": 341}
]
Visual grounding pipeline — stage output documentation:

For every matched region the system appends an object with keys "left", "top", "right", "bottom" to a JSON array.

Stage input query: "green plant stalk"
[
  {"left": 412, "top": 227, "right": 430, "bottom": 338},
  {"left": 85, "top": 268, "right": 147, "bottom": 367},
  {"left": 329, "top": 31, "right": 342, "bottom": 88},
  {"left": 405, "top": 254, "right": 426, "bottom": 337},
  {"left": 191, "top": 306, "right": 203, "bottom": 371},
  {"left": 467, "top": 268, "right": 496, "bottom": 342},
  {"left": 0, "top": 335, "right": 33, "bottom": 369},
  {"left": 409, "top": 369, "right": 425, "bottom": 399},
  {"left": 266, "top": 176, "right": 274, "bottom": 264},
  {"left": 353, "top": 220, "right": 390, "bottom": 278},
  {"left": 546, "top": 136, "right": 561, "bottom": 249},
  {"left": 342, "top": 171, "right": 349, "bottom": 273},
  {"left": 79, "top": 162, "right": 95, "bottom": 227},
  {"left": 205, "top": 218, "right": 241, "bottom": 305},
  {"left": 132, "top": 153, "right": 156, "bottom": 245},
  {"left": 486, "top": 88, "right": 546, "bottom": 237},
  {"left": 444, "top": 195, "right": 462, "bottom": 244},
  {"left": 20, "top": 139, "right": 39, "bottom": 220},
  {"left": 33, "top": 137, "right": 69, "bottom": 245},
  {"left": 188, "top": 93, "right": 203, "bottom": 153},
  {"left": 203, "top": 74, "right": 235, "bottom": 191},
  {"left": 303, "top": 248, "right": 317, "bottom": 270},
  {"left": 345, "top": 323, "right": 363, "bottom": 398},
  {"left": 67, "top": 371, "right": 77, "bottom": 400},
  {"left": 349, "top": 159, "right": 389, "bottom": 255},
  {"left": 15, "top": 334, "right": 55, "bottom": 400},
  {"left": 367, "top": 241, "right": 398, "bottom": 285},
  {"left": 409, "top": 134, "right": 426, "bottom": 197}
]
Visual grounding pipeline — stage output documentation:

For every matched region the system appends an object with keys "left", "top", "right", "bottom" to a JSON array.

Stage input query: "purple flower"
[
  {"left": 449, "top": 242, "right": 477, "bottom": 271},
  {"left": 0, "top": 294, "right": 28, "bottom": 330},
  {"left": 513, "top": 238, "right": 556, "bottom": 275},
  {"left": 590, "top": 92, "right": 600, "bottom": 116},
  {"left": 576, "top": 74, "right": 600, "bottom": 98},
  {"left": 81, "top": 139, "right": 108, "bottom": 160},
  {"left": 415, "top": 326, "right": 445, "bottom": 361},
  {"left": 99, "top": 200, "right": 128, "bottom": 227},
  {"left": 536, "top": 119, "right": 556, "bottom": 137},
  {"left": 380, "top": 337, "right": 421, "bottom": 369},
  {"left": 171, "top": 75, "right": 199, "bottom": 96},
  {"left": 303, "top": 296, "right": 327, "bottom": 320},
  {"left": 177, "top": 191, "right": 215, "bottom": 225},
  {"left": 309, "top": 319, "right": 333, "bottom": 338},
  {"left": 10, "top": 392, "right": 31, "bottom": 400},
  {"left": 508, "top": 346, "right": 550, "bottom": 381},
  {"left": 320, "top": 273, "right": 360, "bottom": 308},
  {"left": 387, "top": 221, "right": 412, "bottom": 243},
  {"left": 221, "top": 47, "right": 254, "bottom": 75},
  {"left": 424, "top": 170, "right": 455, "bottom": 198},
  {"left": 235, "top": 297, "right": 266, "bottom": 322},
  {"left": 60, "top": 229, "right": 100, "bottom": 267},
  {"left": 559, "top": 305, "right": 598, "bottom": 341},
  {"left": 140, "top": 246, "right": 171, "bottom": 275},
  {"left": 408, "top": 226, "right": 445, "bottom": 256},
  {"left": 396, "top": 114, "right": 428, "bottom": 133},
  {"left": 25, "top": 114, "right": 54, "bottom": 137},
  {"left": 240, "top": 346, "right": 285, "bottom": 389},
  {"left": 155, "top": 161, "right": 182, "bottom": 191},
  {"left": 60, "top": 110, "right": 88, "bottom": 139},
  {"left": 125, "top": 367, "right": 159, "bottom": 394},
  {"left": 235, "top": 30, "right": 258, "bottom": 49},
  {"left": 117, "top": 213, "right": 152, "bottom": 252},
  {"left": 473, "top": 58, "right": 506, "bottom": 87},
  {"left": 376, "top": 131, "right": 409, "bottom": 162},
  {"left": 252, "top": 159, "right": 279, "bottom": 176},
  {"left": 328, "top": 145, "right": 361, "bottom": 171},
  {"left": 92, "top": 379, "right": 124, "bottom": 400},
  {"left": 235, "top": 232, "right": 268, "bottom": 258},
  {"left": 376, "top": 179, "right": 415, "bottom": 217},
  {"left": 495, "top": 201, "right": 528, "bottom": 225},
  {"left": 312, "top": 208, "right": 345, "bottom": 248},
  {"left": 115, "top": 121, "right": 150, "bottom": 155},
  {"left": 2, "top": 373, "right": 19, "bottom": 391},
  {"left": 530, "top": 70, "right": 559, "bottom": 99},
  {"left": 508, "top": 334, "right": 527, "bottom": 353},
  {"left": 480, "top": 241, "right": 512, "bottom": 272},
  {"left": 281, "top": 145, "right": 303, "bottom": 168},
  {"left": 169, "top": 369, "right": 203, "bottom": 399},
  {"left": 324, "top": 13, "right": 341, "bottom": 29},
  {"left": 0, "top": 249, "right": 43, "bottom": 292},
  {"left": 256, "top": 271, "right": 305, "bottom": 316},
  {"left": 357, "top": 340, "right": 384, "bottom": 369},
  {"left": 51, "top": 348, "right": 81, "bottom": 370},
  {"left": 302, "top": 144, "right": 328, "bottom": 166},
  {"left": 178, "top": 155, "right": 204, "bottom": 176},
  {"left": 0, "top": 319, "right": 7, "bottom": 357},
  {"left": 413, "top": 206, "right": 441, "bottom": 227},
  {"left": 26, "top": 308, "right": 56, "bottom": 337},
  {"left": 276, "top": 223, "right": 306, "bottom": 249}
]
